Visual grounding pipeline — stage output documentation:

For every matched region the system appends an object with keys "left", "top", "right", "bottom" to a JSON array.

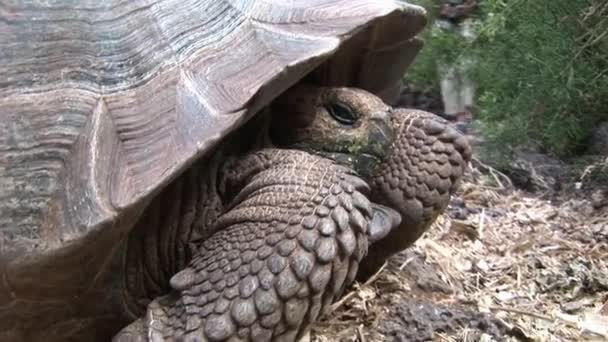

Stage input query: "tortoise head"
[
  {"left": 270, "top": 85, "right": 472, "bottom": 279},
  {"left": 270, "top": 85, "right": 394, "bottom": 178}
]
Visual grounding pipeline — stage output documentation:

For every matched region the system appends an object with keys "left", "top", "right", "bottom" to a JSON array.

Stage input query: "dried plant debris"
[{"left": 313, "top": 157, "right": 608, "bottom": 342}]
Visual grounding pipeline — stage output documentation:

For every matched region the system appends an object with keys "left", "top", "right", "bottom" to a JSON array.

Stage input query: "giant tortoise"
[{"left": 0, "top": 0, "right": 471, "bottom": 341}]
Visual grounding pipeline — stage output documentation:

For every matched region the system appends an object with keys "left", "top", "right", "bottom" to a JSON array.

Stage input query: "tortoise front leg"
[
  {"left": 114, "top": 149, "right": 377, "bottom": 341},
  {"left": 358, "top": 109, "right": 472, "bottom": 279}
]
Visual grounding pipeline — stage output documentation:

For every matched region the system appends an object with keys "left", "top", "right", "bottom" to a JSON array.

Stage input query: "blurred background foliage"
[{"left": 404, "top": 0, "right": 608, "bottom": 160}]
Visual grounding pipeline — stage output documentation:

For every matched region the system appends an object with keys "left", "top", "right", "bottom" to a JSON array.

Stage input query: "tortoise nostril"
[{"left": 370, "top": 110, "right": 392, "bottom": 122}]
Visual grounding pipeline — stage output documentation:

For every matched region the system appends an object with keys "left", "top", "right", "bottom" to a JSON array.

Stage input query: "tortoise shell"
[{"left": 0, "top": 0, "right": 425, "bottom": 260}]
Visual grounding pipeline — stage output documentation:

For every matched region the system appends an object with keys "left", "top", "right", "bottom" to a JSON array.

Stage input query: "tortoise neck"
[{"left": 120, "top": 112, "right": 275, "bottom": 317}]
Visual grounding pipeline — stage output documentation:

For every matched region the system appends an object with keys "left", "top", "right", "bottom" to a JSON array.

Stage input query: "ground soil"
[{"left": 312, "top": 118, "right": 608, "bottom": 342}]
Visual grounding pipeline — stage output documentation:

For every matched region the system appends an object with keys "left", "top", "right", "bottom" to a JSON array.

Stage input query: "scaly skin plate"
[{"left": 358, "top": 109, "right": 472, "bottom": 279}]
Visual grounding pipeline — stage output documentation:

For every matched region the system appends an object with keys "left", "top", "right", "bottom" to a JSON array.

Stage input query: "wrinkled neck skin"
[
  {"left": 122, "top": 151, "right": 228, "bottom": 318},
  {"left": 120, "top": 112, "right": 278, "bottom": 319}
]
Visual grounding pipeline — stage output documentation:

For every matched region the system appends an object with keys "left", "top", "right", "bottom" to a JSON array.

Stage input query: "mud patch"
[{"left": 377, "top": 299, "right": 510, "bottom": 341}]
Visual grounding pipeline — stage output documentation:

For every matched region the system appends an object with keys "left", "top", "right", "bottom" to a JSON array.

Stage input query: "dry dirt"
[{"left": 313, "top": 153, "right": 608, "bottom": 341}]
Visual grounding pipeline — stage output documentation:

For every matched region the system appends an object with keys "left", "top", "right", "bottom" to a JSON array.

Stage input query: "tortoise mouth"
[
  {"left": 315, "top": 151, "right": 383, "bottom": 178},
  {"left": 291, "top": 116, "right": 394, "bottom": 178},
  {"left": 345, "top": 152, "right": 384, "bottom": 178}
]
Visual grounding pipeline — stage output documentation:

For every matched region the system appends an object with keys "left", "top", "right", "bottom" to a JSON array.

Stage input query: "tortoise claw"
[{"left": 368, "top": 203, "right": 401, "bottom": 243}]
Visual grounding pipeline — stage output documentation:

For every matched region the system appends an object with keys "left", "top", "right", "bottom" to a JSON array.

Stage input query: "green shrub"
[{"left": 405, "top": 0, "right": 608, "bottom": 158}]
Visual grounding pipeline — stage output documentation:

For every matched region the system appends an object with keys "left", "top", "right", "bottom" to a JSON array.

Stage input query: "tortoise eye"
[{"left": 326, "top": 102, "right": 357, "bottom": 126}]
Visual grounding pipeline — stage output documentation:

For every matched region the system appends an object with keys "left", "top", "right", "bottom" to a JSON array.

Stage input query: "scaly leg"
[{"left": 114, "top": 149, "right": 378, "bottom": 341}]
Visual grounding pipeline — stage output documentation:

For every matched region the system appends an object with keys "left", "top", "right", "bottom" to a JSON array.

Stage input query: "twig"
[
  {"left": 399, "top": 256, "right": 416, "bottom": 270},
  {"left": 489, "top": 305, "right": 577, "bottom": 328},
  {"left": 329, "top": 262, "right": 388, "bottom": 313},
  {"left": 478, "top": 208, "right": 486, "bottom": 240},
  {"left": 489, "top": 305, "right": 555, "bottom": 322},
  {"left": 356, "top": 325, "right": 366, "bottom": 342},
  {"left": 362, "top": 261, "right": 388, "bottom": 287},
  {"left": 471, "top": 157, "right": 513, "bottom": 189}
]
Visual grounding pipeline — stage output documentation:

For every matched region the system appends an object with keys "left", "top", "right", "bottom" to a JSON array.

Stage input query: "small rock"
[
  {"left": 479, "top": 333, "right": 496, "bottom": 342},
  {"left": 495, "top": 291, "right": 516, "bottom": 303},
  {"left": 476, "top": 259, "right": 490, "bottom": 272},
  {"left": 561, "top": 297, "right": 593, "bottom": 313},
  {"left": 378, "top": 299, "right": 509, "bottom": 341},
  {"left": 450, "top": 196, "right": 466, "bottom": 208},
  {"left": 589, "top": 121, "right": 608, "bottom": 155},
  {"left": 398, "top": 251, "right": 453, "bottom": 294},
  {"left": 298, "top": 331, "right": 311, "bottom": 342},
  {"left": 601, "top": 298, "right": 608, "bottom": 315},
  {"left": 591, "top": 190, "right": 607, "bottom": 209}
]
